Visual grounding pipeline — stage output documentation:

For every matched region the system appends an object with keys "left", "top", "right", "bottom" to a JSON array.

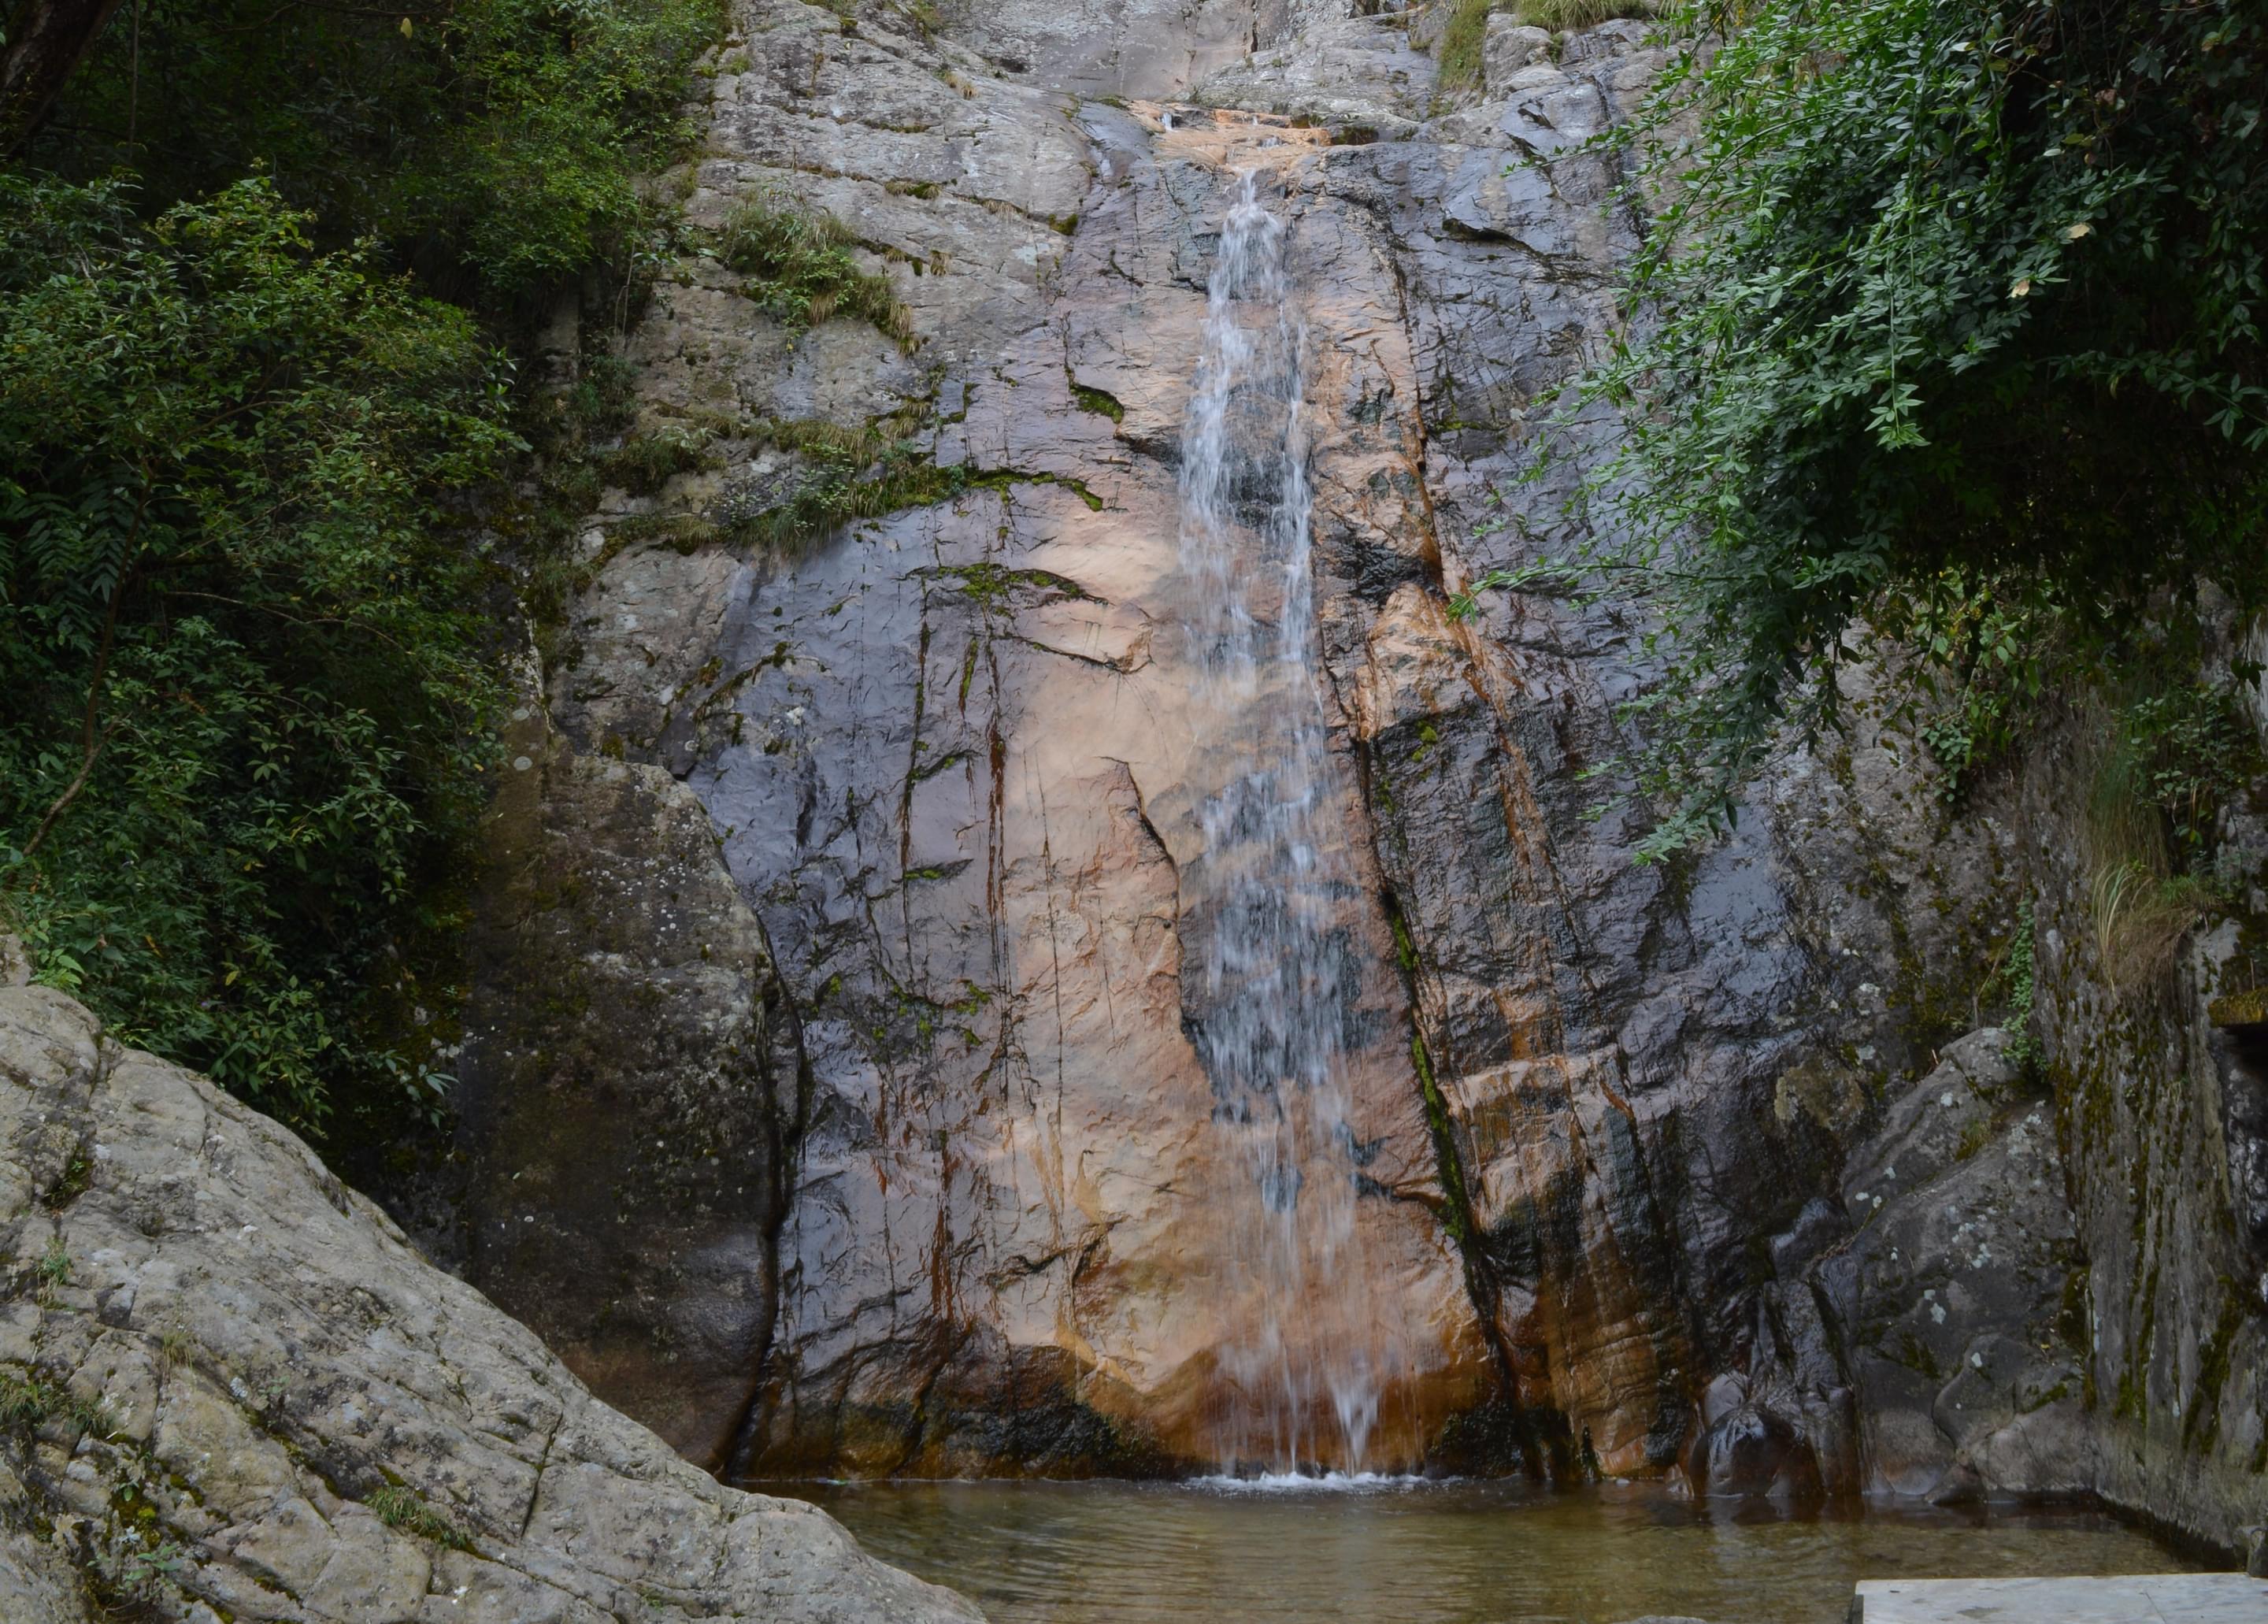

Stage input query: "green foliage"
[
  {"left": 1447, "top": 558, "right": 1590, "bottom": 620},
  {"left": 0, "top": 176, "right": 516, "bottom": 1127},
  {"left": 95, "top": 1537, "right": 186, "bottom": 1605},
  {"left": 1878, "top": 572, "right": 2054, "bottom": 801},
  {"left": 32, "top": 0, "right": 728, "bottom": 302},
  {"left": 1436, "top": 0, "right": 1656, "bottom": 88},
  {"left": 2119, "top": 679, "right": 2255, "bottom": 855},
  {"left": 365, "top": 1484, "right": 473, "bottom": 1549},
  {"left": 1517, "top": 0, "right": 1656, "bottom": 30},
  {"left": 0, "top": 0, "right": 729, "bottom": 1132},
  {"left": 718, "top": 413, "right": 970, "bottom": 552},
  {"left": 1999, "top": 901, "right": 2040, "bottom": 1070},
  {"left": 736, "top": 457, "right": 968, "bottom": 553},
  {"left": 1550, "top": 0, "right": 2268, "bottom": 856},
  {"left": 719, "top": 191, "right": 915, "bottom": 347},
  {"left": 600, "top": 428, "right": 720, "bottom": 496}
]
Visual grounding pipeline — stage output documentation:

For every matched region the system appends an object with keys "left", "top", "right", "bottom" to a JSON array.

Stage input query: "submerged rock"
[{"left": 0, "top": 974, "right": 976, "bottom": 1622}]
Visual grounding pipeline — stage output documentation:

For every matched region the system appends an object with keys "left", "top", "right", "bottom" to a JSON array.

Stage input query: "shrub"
[
  {"left": 1525, "top": 0, "right": 2268, "bottom": 856},
  {"left": 0, "top": 0, "right": 731, "bottom": 1130},
  {"left": 0, "top": 176, "right": 516, "bottom": 1126},
  {"left": 32, "top": 0, "right": 730, "bottom": 303},
  {"left": 719, "top": 191, "right": 916, "bottom": 347}
]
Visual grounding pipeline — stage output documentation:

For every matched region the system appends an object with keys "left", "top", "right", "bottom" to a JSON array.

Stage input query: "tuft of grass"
[
  {"left": 1435, "top": 0, "right": 1492, "bottom": 90},
  {"left": 719, "top": 190, "right": 917, "bottom": 349},
  {"left": 895, "top": 0, "right": 943, "bottom": 35},
  {"left": 366, "top": 1484, "right": 473, "bottom": 1550},
  {"left": 2089, "top": 859, "right": 2211, "bottom": 994},
  {"left": 2082, "top": 710, "right": 2212, "bottom": 994},
  {"left": 1433, "top": 0, "right": 1656, "bottom": 90},
  {"left": 0, "top": 1373, "right": 60, "bottom": 1427},
  {"left": 1514, "top": 0, "right": 1655, "bottom": 28}
]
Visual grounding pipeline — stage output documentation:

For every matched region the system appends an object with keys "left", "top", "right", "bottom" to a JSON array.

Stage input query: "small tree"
[{"left": 1507, "top": 0, "right": 2268, "bottom": 853}]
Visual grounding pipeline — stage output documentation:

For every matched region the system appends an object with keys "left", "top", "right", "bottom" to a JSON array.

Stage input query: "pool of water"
[{"left": 784, "top": 1478, "right": 2197, "bottom": 1624}]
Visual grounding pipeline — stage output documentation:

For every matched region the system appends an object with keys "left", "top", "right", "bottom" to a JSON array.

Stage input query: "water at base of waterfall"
[
  {"left": 1177, "top": 168, "right": 1392, "bottom": 1476},
  {"left": 792, "top": 1480, "right": 2197, "bottom": 1624}
]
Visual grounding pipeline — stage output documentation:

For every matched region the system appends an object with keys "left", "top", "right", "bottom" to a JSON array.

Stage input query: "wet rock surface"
[
  {"left": 431, "top": 0, "right": 2268, "bottom": 1559},
  {"left": 689, "top": 110, "right": 1498, "bottom": 1477},
  {"left": 1811, "top": 1035, "right": 2092, "bottom": 1504},
  {"left": 450, "top": 0, "right": 2003, "bottom": 1484},
  {"left": 455, "top": 719, "right": 810, "bottom": 1474},
  {"left": 0, "top": 975, "right": 976, "bottom": 1622}
]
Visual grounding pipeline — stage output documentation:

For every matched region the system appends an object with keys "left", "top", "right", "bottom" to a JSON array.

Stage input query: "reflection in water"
[{"left": 792, "top": 1479, "right": 2194, "bottom": 1624}]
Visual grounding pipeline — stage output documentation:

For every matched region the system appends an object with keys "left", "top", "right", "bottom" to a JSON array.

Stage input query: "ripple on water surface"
[{"left": 786, "top": 1478, "right": 2196, "bottom": 1624}]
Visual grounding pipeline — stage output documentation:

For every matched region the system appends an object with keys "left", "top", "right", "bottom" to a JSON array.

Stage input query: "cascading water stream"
[{"left": 1178, "top": 169, "right": 1391, "bottom": 1477}]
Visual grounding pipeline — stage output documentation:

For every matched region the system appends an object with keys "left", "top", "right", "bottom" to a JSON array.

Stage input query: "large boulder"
[
  {"left": 1685, "top": 1031, "right": 2095, "bottom": 1507},
  {"left": 0, "top": 975, "right": 976, "bottom": 1623}
]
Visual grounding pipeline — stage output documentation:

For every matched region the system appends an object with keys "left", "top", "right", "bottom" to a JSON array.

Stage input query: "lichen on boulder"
[{"left": 0, "top": 974, "right": 976, "bottom": 1623}]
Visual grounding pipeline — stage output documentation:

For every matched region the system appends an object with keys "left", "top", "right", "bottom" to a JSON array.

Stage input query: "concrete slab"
[{"left": 1851, "top": 1573, "right": 2268, "bottom": 1622}]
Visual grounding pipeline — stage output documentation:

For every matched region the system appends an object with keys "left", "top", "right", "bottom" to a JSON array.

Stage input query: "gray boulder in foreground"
[{"left": 0, "top": 974, "right": 979, "bottom": 1622}]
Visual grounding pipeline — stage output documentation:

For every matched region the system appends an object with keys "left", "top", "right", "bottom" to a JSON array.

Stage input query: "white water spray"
[{"left": 1177, "top": 170, "right": 1392, "bottom": 1476}]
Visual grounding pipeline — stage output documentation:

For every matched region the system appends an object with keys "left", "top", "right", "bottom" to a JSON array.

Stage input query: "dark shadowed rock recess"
[
  {"left": 0, "top": 966, "right": 979, "bottom": 1621},
  {"left": 235, "top": 0, "right": 2268, "bottom": 1569}
]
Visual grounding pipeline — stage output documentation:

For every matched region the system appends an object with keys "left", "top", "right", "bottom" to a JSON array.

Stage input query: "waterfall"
[{"left": 1179, "top": 170, "right": 1388, "bottom": 1477}]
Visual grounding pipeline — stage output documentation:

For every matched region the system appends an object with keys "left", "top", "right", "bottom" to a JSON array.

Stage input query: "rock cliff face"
[
  {"left": 436, "top": 0, "right": 2268, "bottom": 1555},
  {"left": 2017, "top": 673, "right": 2268, "bottom": 1550},
  {"left": 0, "top": 966, "right": 976, "bottom": 1621}
]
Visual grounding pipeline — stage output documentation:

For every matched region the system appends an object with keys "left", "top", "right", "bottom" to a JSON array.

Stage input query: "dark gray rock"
[
  {"left": 454, "top": 731, "right": 809, "bottom": 1474},
  {"left": 2016, "top": 682, "right": 2268, "bottom": 1553},
  {"left": 1814, "top": 1074, "right": 2091, "bottom": 1503}
]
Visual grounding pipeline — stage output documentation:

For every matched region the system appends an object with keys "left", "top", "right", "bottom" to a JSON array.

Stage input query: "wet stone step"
[{"left": 1850, "top": 1574, "right": 2268, "bottom": 1622}]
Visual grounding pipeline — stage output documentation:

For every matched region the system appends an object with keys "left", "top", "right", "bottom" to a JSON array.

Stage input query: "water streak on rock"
[{"left": 1178, "top": 169, "right": 1391, "bottom": 1474}]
